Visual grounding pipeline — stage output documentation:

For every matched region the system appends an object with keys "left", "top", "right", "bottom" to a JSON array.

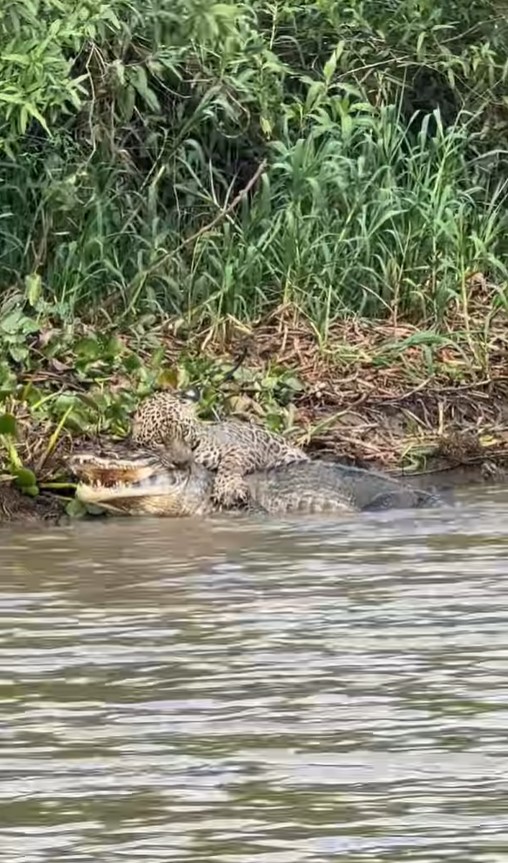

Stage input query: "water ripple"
[{"left": 0, "top": 487, "right": 508, "bottom": 861}]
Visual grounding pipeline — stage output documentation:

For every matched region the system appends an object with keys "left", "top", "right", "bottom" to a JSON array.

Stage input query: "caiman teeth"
[
  {"left": 77, "top": 476, "right": 163, "bottom": 490},
  {"left": 86, "top": 480, "right": 137, "bottom": 489}
]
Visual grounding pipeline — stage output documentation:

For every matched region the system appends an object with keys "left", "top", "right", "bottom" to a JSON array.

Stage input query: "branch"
[{"left": 125, "top": 159, "right": 268, "bottom": 308}]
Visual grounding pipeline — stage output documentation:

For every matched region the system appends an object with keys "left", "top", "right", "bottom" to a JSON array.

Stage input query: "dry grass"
[{"left": 162, "top": 294, "right": 508, "bottom": 477}]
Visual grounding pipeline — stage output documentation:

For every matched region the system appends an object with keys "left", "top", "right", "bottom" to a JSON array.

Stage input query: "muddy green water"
[{"left": 1, "top": 486, "right": 508, "bottom": 862}]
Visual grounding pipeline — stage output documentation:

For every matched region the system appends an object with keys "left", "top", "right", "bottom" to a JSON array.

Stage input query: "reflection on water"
[{"left": 1, "top": 485, "right": 508, "bottom": 861}]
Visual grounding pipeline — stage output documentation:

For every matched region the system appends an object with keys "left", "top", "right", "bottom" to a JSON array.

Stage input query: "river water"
[{"left": 1, "top": 486, "right": 508, "bottom": 862}]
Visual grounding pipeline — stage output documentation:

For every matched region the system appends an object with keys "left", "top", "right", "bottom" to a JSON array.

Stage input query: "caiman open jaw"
[
  {"left": 67, "top": 448, "right": 182, "bottom": 513},
  {"left": 68, "top": 449, "right": 160, "bottom": 485}
]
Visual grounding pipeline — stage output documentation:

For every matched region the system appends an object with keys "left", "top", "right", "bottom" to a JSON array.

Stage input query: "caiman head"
[{"left": 66, "top": 440, "right": 209, "bottom": 516}]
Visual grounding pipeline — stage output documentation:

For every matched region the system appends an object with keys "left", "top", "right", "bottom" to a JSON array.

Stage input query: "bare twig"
[{"left": 172, "top": 159, "right": 268, "bottom": 257}]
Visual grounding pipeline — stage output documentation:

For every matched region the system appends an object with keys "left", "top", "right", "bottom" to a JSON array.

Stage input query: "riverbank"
[
  {"left": 221, "top": 298, "right": 508, "bottom": 478},
  {"left": 2, "top": 289, "right": 508, "bottom": 508}
]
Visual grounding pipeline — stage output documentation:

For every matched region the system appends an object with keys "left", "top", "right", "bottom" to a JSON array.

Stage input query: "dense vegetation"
[
  {"left": 2, "top": 0, "right": 508, "bottom": 334},
  {"left": 2, "top": 0, "right": 508, "bottom": 498}
]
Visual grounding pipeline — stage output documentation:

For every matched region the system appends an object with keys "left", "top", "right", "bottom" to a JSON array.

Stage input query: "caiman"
[
  {"left": 131, "top": 389, "right": 309, "bottom": 508},
  {"left": 67, "top": 443, "right": 440, "bottom": 517}
]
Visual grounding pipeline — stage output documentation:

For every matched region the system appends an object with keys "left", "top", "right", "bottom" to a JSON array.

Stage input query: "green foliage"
[
  {"left": 0, "top": 301, "right": 305, "bottom": 488},
  {"left": 1, "top": 0, "right": 508, "bottom": 331}
]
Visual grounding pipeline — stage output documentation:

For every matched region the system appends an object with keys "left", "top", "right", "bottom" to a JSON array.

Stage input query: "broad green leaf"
[
  {"left": 8, "top": 345, "right": 29, "bottom": 362},
  {"left": 25, "top": 272, "right": 42, "bottom": 307},
  {"left": 1, "top": 310, "right": 23, "bottom": 333},
  {"left": 66, "top": 498, "right": 87, "bottom": 519},
  {"left": 14, "top": 467, "right": 37, "bottom": 488},
  {"left": 0, "top": 413, "right": 16, "bottom": 435}
]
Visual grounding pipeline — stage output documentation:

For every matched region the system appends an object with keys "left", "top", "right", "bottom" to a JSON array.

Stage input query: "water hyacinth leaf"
[
  {"left": 63, "top": 411, "right": 93, "bottom": 433},
  {"left": 103, "top": 335, "right": 124, "bottom": 358},
  {"left": 156, "top": 367, "right": 180, "bottom": 388},
  {"left": 0, "top": 413, "right": 17, "bottom": 435},
  {"left": 14, "top": 467, "right": 37, "bottom": 489},
  {"left": 23, "top": 484, "right": 39, "bottom": 497},
  {"left": 8, "top": 344, "right": 29, "bottom": 363},
  {"left": 74, "top": 337, "right": 100, "bottom": 360},
  {"left": 123, "top": 353, "right": 143, "bottom": 373},
  {"left": 65, "top": 498, "right": 88, "bottom": 519},
  {"left": 52, "top": 394, "right": 81, "bottom": 414},
  {"left": 1, "top": 310, "right": 25, "bottom": 334}
]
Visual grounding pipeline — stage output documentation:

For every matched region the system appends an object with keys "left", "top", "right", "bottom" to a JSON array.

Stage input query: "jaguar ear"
[{"left": 179, "top": 386, "right": 201, "bottom": 403}]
